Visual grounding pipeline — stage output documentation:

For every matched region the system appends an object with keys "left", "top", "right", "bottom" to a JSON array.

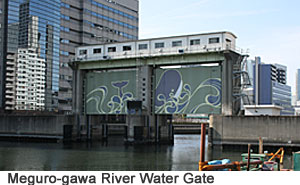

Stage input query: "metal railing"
[{"left": 75, "top": 43, "right": 249, "bottom": 62}]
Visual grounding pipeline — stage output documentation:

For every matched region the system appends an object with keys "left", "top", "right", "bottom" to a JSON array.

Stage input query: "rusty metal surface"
[
  {"left": 200, "top": 124, "right": 206, "bottom": 163},
  {"left": 200, "top": 160, "right": 263, "bottom": 171}
]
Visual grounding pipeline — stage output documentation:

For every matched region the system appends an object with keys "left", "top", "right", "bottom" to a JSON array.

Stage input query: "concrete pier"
[{"left": 126, "top": 114, "right": 146, "bottom": 142}]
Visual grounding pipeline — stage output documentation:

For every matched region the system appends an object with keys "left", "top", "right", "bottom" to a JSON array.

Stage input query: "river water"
[{"left": 0, "top": 135, "right": 294, "bottom": 171}]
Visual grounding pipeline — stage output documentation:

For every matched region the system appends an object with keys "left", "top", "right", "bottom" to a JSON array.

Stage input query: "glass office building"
[
  {"left": 0, "top": 0, "right": 139, "bottom": 112},
  {"left": 58, "top": 0, "right": 139, "bottom": 112},
  {"left": 6, "top": 0, "right": 61, "bottom": 111},
  {"left": 0, "top": 0, "right": 7, "bottom": 109}
]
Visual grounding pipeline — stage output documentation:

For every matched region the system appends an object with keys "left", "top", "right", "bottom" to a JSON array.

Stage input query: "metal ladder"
[{"left": 232, "top": 54, "right": 252, "bottom": 105}]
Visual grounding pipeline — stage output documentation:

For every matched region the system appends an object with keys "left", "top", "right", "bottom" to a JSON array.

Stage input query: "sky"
[{"left": 139, "top": 0, "right": 300, "bottom": 94}]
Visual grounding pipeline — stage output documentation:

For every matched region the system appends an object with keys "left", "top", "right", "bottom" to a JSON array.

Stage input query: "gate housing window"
[{"left": 209, "top": 37, "right": 220, "bottom": 44}]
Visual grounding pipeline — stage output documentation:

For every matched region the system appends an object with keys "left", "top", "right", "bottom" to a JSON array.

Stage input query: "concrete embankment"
[
  {"left": 209, "top": 115, "right": 300, "bottom": 147},
  {"left": 1, "top": 113, "right": 300, "bottom": 147},
  {"left": 0, "top": 114, "right": 74, "bottom": 140}
]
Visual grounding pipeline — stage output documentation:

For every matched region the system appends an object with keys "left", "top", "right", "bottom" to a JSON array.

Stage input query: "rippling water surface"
[{"left": 0, "top": 135, "right": 293, "bottom": 170}]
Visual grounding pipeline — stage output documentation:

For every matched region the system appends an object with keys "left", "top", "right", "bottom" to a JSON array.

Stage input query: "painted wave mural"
[
  {"left": 155, "top": 68, "right": 221, "bottom": 114},
  {"left": 86, "top": 80, "right": 135, "bottom": 114},
  {"left": 85, "top": 70, "right": 136, "bottom": 114},
  {"left": 85, "top": 66, "right": 221, "bottom": 115}
]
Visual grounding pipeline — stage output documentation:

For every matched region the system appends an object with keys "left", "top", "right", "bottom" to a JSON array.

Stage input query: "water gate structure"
[{"left": 70, "top": 31, "right": 248, "bottom": 143}]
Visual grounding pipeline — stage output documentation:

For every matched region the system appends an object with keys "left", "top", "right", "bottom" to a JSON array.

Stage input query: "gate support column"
[{"left": 71, "top": 63, "right": 85, "bottom": 141}]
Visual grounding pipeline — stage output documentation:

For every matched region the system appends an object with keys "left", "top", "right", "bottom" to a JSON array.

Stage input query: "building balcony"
[
  {"left": 6, "top": 73, "right": 15, "bottom": 77},
  {"left": 16, "top": 83, "right": 28, "bottom": 86},
  {"left": 16, "top": 93, "right": 27, "bottom": 97},
  {"left": 6, "top": 77, "right": 15, "bottom": 82},
  {"left": 5, "top": 90, "right": 14, "bottom": 94},
  {"left": 5, "top": 95, "right": 15, "bottom": 99},
  {"left": 16, "top": 86, "right": 28, "bottom": 90},
  {"left": 17, "top": 70, "right": 28, "bottom": 74},
  {"left": 5, "top": 84, "right": 14, "bottom": 88},
  {"left": 6, "top": 67, "right": 15, "bottom": 71},
  {"left": 5, "top": 87, "right": 15, "bottom": 92},
  {"left": 5, "top": 101, "right": 15, "bottom": 105},
  {"left": 5, "top": 106, "right": 14, "bottom": 110},
  {"left": 6, "top": 60, "right": 15, "bottom": 65},
  {"left": 7, "top": 54, "right": 15, "bottom": 59},
  {"left": 17, "top": 79, "right": 27, "bottom": 82},
  {"left": 6, "top": 82, "right": 15, "bottom": 87}
]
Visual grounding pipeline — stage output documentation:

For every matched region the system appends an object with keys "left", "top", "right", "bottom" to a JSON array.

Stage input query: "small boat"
[
  {"left": 199, "top": 148, "right": 284, "bottom": 171},
  {"left": 198, "top": 124, "right": 288, "bottom": 171}
]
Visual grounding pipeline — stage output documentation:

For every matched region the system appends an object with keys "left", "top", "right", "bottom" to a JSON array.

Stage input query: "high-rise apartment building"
[
  {"left": 296, "top": 68, "right": 300, "bottom": 101},
  {"left": 0, "top": 0, "right": 139, "bottom": 112},
  {"left": 14, "top": 48, "right": 46, "bottom": 110}
]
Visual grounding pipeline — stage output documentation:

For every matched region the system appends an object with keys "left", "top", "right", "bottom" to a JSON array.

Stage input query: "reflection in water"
[{"left": 0, "top": 135, "right": 293, "bottom": 171}]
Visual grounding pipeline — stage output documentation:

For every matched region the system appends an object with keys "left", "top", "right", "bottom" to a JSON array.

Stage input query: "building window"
[
  {"left": 190, "top": 39, "right": 200, "bottom": 45},
  {"left": 108, "top": 47, "right": 116, "bottom": 52},
  {"left": 83, "top": 9, "right": 138, "bottom": 30},
  {"left": 61, "top": 2, "right": 70, "bottom": 8},
  {"left": 60, "top": 51, "right": 69, "bottom": 56},
  {"left": 138, "top": 44, "right": 148, "bottom": 50},
  {"left": 79, "top": 50, "right": 87, "bottom": 55},
  {"left": 209, "top": 37, "right": 220, "bottom": 44},
  {"left": 123, "top": 45, "right": 132, "bottom": 51},
  {"left": 155, "top": 42, "right": 164, "bottom": 49},
  {"left": 90, "top": 0, "right": 138, "bottom": 21},
  {"left": 93, "top": 48, "right": 102, "bottom": 54},
  {"left": 172, "top": 41, "right": 182, "bottom": 47},
  {"left": 60, "top": 39, "right": 69, "bottom": 44},
  {"left": 225, "top": 38, "right": 231, "bottom": 43},
  {"left": 60, "top": 26, "right": 70, "bottom": 32},
  {"left": 61, "top": 14, "right": 70, "bottom": 20}
]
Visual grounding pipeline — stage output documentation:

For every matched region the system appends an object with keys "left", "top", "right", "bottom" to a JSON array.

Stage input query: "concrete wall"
[
  {"left": 0, "top": 115, "right": 74, "bottom": 138},
  {"left": 210, "top": 115, "right": 300, "bottom": 147},
  {"left": 244, "top": 105, "right": 282, "bottom": 116}
]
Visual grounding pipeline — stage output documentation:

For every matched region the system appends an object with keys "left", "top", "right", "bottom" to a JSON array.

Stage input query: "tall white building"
[{"left": 14, "top": 48, "right": 46, "bottom": 111}]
